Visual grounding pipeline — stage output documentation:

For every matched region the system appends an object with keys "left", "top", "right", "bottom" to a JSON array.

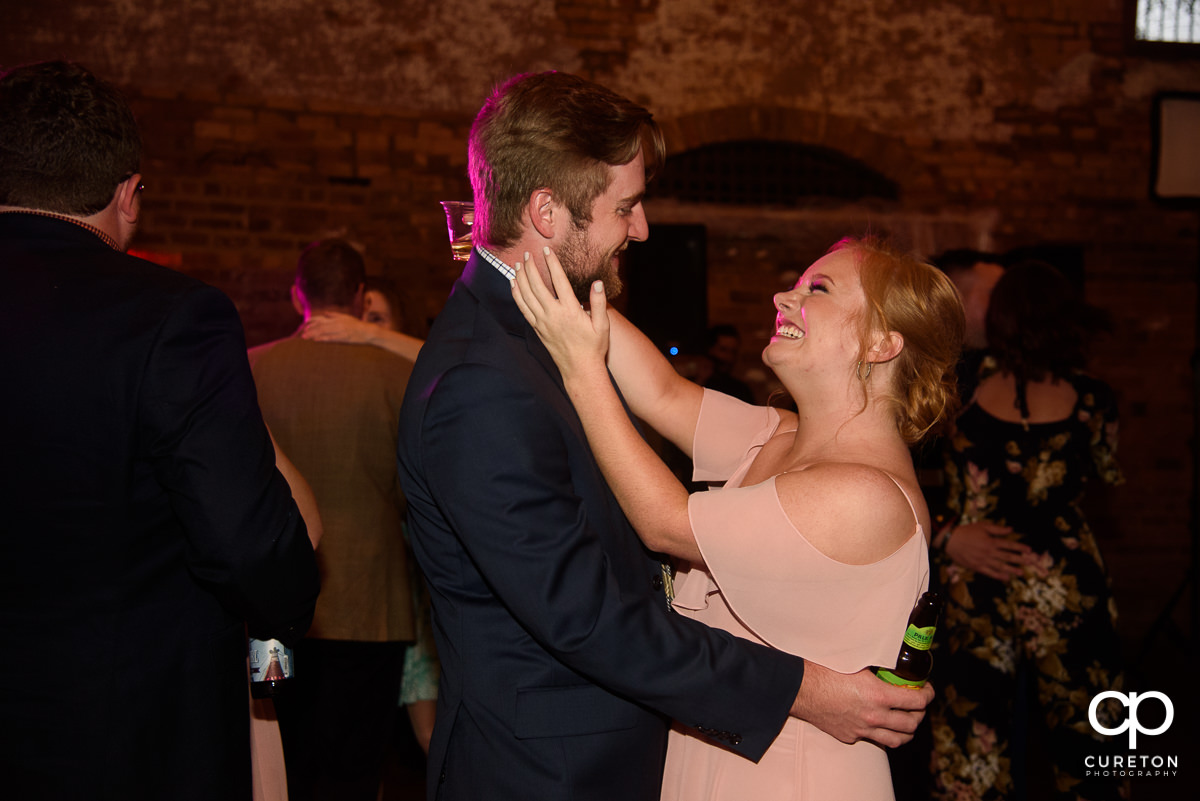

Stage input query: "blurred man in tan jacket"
[{"left": 249, "top": 239, "right": 414, "bottom": 801}]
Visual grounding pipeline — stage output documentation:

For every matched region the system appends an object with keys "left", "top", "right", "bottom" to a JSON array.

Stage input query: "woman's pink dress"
[{"left": 660, "top": 390, "right": 929, "bottom": 801}]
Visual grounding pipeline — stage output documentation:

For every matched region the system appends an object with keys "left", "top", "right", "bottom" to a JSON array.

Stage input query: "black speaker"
[
  {"left": 624, "top": 224, "right": 708, "bottom": 355},
  {"left": 1151, "top": 91, "right": 1200, "bottom": 206}
]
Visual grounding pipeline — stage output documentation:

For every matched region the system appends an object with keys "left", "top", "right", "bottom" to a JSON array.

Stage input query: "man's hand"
[{"left": 790, "top": 662, "right": 933, "bottom": 748}]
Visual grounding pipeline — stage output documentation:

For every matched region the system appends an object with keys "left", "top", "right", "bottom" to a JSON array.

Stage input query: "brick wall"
[
  {"left": 4, "top": 0, "right": 1199, "bottom": 648},
  {"left": 125, "top": 90, "right": 475, "bottom": 344}
]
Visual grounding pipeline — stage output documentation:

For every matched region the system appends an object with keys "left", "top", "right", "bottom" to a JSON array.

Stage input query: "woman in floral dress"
[{"left": 929, "top": 260, "right": 1127, "bottom": 800}]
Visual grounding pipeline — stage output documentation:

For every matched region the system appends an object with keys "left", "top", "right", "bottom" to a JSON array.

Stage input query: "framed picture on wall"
[{"left": 1150, "top": 91, "right": 1200, "bottom": 206}]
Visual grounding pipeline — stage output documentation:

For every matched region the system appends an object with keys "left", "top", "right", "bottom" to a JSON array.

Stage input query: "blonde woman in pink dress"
[{"left": 512, "top": 236, "right": 965, "bottom": 801}]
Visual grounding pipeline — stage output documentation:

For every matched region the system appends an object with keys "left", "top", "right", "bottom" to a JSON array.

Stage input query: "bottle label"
[
  {"left": 901, "top": 623, "right": 935, "bottom": 651},
  {"left": 876, "top": 667, "right": 927, "bottom": 688},
  {"left": 249, "top": 638, "right": 294, "bottom": 683}
]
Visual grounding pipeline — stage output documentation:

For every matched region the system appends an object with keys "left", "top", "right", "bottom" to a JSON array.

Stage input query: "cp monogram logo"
[{"left": 1088, "top": 691, "right": 1174, "bottom": 749}]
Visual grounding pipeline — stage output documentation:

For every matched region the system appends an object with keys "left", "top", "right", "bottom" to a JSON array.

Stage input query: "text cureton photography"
[{"left": 1086, "top": 690, "right": 1179, "bottom": 779}]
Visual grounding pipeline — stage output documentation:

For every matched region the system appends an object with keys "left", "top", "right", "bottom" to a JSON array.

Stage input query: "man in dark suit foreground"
[
  {"left": 0, "top": 61, "right": 320, "bottom": 800},
  {"left": 397, "top": 70, "right": 932, "bottom": 801}
]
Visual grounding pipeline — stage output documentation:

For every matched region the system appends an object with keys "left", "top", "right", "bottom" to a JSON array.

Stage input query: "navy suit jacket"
[
  {"left": 398, "top": 252, "right": 804, "bottom": 801},
  {"left": 0, "top": 213, "right": 320, "bottom": 801}
]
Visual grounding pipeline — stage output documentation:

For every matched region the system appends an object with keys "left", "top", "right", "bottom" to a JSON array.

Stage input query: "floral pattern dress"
[{"left": 930, "top": 360, "right": 1127, "bottom": 801}]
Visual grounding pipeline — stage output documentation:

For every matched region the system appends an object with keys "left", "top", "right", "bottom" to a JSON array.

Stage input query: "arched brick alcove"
[
  {"left": 660, "top": 105, "right": 927, "bottom": 196},
  {"left": 636, "top": 106, "right": 997, "bottom": 402}
]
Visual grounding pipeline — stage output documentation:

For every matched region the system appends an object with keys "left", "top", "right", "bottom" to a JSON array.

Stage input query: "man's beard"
[{"left": 557, "top": 220, "right": 624, "bottom": 304}]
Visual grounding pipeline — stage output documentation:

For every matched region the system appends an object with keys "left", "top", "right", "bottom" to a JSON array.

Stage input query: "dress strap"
[{"left": 882, "top": 471, "right": 921, "bottom": 530}]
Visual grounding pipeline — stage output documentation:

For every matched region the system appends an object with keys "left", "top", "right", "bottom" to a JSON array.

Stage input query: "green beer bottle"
[{"left": 876, "top": 591, "right": 941, "bottom": 688}]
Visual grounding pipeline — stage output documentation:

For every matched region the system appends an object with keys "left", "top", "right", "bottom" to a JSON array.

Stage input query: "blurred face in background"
[
  {"left": 708, "top": 334, "right": 740, "bottom": 373},
  {"left": 952, "top": 261, "right": 1004, "bottom": 350},
  {"left": 363, "top": 289, "right": 397, "bottom": 331}
]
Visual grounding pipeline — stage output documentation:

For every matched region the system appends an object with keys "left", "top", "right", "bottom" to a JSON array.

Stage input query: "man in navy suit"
[
  {"left": 398, "top": 71, "right": 932, "bottom": 801},
  {"left": 0, "top": 61, "right": 320, "bottom": 800}
]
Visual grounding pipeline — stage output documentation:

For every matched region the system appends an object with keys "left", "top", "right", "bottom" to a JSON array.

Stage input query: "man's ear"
[
  {"left": 115, "top": 172, "right": 142, "bottom": 224},
  {"left": 871, "top": 331, "right": 904, "bottom": 364},
  {"left": 528, "top": 188, "right": 558, "bottom": 240}
]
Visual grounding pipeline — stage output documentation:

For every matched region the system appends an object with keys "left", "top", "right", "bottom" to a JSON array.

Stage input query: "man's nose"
[{"left": 628, "top": 204, "right": 649, "bottom": 242}]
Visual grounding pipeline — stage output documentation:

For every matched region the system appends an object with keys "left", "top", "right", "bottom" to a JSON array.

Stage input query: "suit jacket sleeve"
[
  {"left": 141, "top": 284, "right": 320, "bottom": 643},
  {"left": 420, "top": 360, "right": 801, "bottom": 761}
]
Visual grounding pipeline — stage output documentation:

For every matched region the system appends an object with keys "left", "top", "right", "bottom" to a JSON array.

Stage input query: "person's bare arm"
[
  {"left": 300, "top": 312, "right": 423, "bottom": 362},
  {"left": 605, "top": 308, "right": 703, "bottom": 456},
  {"left": 267, "top": 428, "right": 323, "bottom": 549}
]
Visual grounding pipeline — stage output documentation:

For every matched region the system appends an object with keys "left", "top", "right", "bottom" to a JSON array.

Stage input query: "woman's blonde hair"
[{"left": 831, "top": 236, "right": 966, "bottom": 444}]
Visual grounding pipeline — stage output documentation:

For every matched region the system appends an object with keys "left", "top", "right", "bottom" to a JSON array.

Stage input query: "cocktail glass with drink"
[{"left": 440, "top": 201, "right": 474, "bottom": 261}]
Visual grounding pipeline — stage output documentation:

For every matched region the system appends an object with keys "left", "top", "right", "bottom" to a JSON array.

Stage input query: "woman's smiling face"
[{"left": 763, "top": 247, "right": 867, "bottom": 377}]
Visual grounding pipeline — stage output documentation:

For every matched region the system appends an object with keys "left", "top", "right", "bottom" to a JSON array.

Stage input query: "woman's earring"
[{"left": 856, "top": 361, "right": 873, "bottom": 381}]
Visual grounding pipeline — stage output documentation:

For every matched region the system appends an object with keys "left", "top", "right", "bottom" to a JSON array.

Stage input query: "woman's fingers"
[
  {"left": 519, "top": 253, "right": 546, "bottom": 308},
  {"left": 541, "top": 247, "right": 577, "bottom": 304},
  {"left": 510, "top": 251, "right": 575, "bottom": 339},
  {"left": 510, "top": 257, "right": 543, "bottom": 322},
  {"left": 589, "top": 280, "right": 609, "bottom": 338},
  {"left": 522, "top": 251, "right": 556, "bottom": 307},
  {"left": 511, "top": 262, "right": 536, "bottom": 323},
  {"left": 511, "top": 248, "right": 610, "bottom": 346}
]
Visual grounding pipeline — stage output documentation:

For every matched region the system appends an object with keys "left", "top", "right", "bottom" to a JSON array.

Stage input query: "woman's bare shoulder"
[{"left": 774, "top": 462, "right": 919, "bottom": 564}]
